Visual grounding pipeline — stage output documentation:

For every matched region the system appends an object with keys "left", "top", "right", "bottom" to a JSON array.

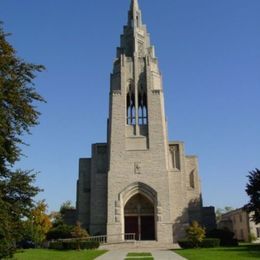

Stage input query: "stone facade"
[
  {"left": 76, "top": 0, "right": 215, "bottom": 243},
  {"left": 219, "top": 208, "right": 260, "bottom": 242}
]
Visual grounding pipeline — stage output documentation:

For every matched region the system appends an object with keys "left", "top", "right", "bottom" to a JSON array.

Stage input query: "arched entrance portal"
[{"left": 124, "top": 193, "right": 155, "bottom": 240}]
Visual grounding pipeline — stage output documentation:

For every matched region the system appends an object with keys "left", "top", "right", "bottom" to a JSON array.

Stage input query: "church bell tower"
[
  {"left": 107, "top": 0, "right": 174, "bottom": 242},
  {"left": 76, "top": 0, "right": 214, "bottom": 244}
]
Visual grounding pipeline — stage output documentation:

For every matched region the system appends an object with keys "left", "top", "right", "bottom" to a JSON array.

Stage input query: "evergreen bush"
[
  {"left": 178, "top": 239, "right": 196, "bottom": 249},
  {"left": 207, "top": 229, "right": 238, "bottom": 246},
  {"left": 200, "top": 238, "right": 220, "bottom": 248},
  {"left": 49, "top": 240, "right": 99, "bottom": 250}
]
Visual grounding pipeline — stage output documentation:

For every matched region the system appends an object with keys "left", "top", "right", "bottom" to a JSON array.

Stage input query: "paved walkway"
[{"left": 95, "top": 249, "right": 186, "bottom": 260}]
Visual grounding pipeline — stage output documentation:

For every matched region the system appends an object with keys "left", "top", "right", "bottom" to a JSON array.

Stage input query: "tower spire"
[
  {"left": 130, "top": 0, "right": 139, "bottom": 11},
  {"left": 128, "top": 0, "right": 142, "bottom": 28}
]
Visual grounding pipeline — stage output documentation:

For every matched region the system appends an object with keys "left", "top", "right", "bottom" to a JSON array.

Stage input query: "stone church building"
[{"left": 76, "top": 0, "right": 215, "bottom": 243}]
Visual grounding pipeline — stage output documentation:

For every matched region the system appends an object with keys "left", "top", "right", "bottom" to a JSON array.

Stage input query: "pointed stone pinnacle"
[{"left": 131, "top": 0, "right": 140, "bottom": 11}]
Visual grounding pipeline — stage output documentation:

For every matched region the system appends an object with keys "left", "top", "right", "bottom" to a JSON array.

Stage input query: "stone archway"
[
  {"left": 119, "top": 182, "right": 157, "bottom": 241},
  {"left": 124, "top": 193, "right": 155, "bottom": 240}
]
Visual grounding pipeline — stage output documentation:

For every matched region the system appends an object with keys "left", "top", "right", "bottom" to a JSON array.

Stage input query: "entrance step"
[{"left": 99, "top": 241, "right": 180, "bottom": 250}]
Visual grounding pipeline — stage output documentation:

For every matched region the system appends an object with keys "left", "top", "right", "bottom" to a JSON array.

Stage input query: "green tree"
[
  {"left": 0, "top": 22, "right": 45, "bottom": 258},
  {"left": 46, "top": 223, "right": 74, "bottom": 240},
  {"left": 60, "top": 200, "right": 75, "bottom": 217},
  {"left": 215, "top": 206, "right": 234, "bottom": 223},
  {"left": 71, "top": 222, "right": 89, "bottom": 250},
  {"left": 186, "top": 221, "right": 205, "bottom": 247},
  {"left": 23, "top": 201, "right": 52, "bottom": 246},
  {"left": 46, "top": 201, "right": 76, "bottom": 240},
  {"left": 244, "top": 168, "right": 260, "bottom": 224}
]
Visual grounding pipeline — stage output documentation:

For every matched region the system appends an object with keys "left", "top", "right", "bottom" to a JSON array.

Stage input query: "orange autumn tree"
[{"left": 24, "top": 200, "right": 52, "bottom": 246}]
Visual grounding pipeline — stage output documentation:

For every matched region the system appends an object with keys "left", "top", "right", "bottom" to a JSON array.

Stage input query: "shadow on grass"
[
  {"left": 215, "top": 244, "right": 260, "bottom": 252},
  {"left": 175, "top": 244, "right": 260, "bottom": 260}
]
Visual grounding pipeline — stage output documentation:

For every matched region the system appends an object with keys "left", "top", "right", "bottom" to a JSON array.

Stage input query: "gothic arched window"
[
  {"left": 127, "top": 84, "right": 135, "bottom": 125},
  {"left": 138, "top": 84, "right": 147, "bottom": 125}
]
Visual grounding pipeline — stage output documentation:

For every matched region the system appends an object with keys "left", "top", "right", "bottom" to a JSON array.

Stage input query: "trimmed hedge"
[
  {"left": 200, "top": 238, "right": 220, "bottom": 248},
  {"left": 49, "top": 240, "right": 100, "bottom": 250},
  {"left": 206, "top": 229, "right": 239, "bottom": 247},
  {"left": 178, "top": 238, "right": 220, "bottom": 249},
  {"left": 178, "top": 240, "right": 196, "bottom": 249}
]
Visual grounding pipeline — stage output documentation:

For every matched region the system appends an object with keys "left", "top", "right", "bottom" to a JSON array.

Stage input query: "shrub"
[
  {"left": 186, "top": 221, "right": 206, "bottom": 247},
  {"left": 49, "top": 240, "right": 99, "bottom": 250},
  {"left": 206, "top": 229, "right": 238, "bottom": 246},
  {"left": 49, "top": 241, "right": 63, "bottom": 250},
  {"left": 16, "top": 240, "right": 36, "bottom": 249},
  {"left": 249, "top": 233, "right": 257, "bottom": 243},
  {"left": 178, "top": 238, "right": 220, "bottom": 249},
  {"left": 70, "top": 222, "right": 89, "bottom": 250},
  {"left": 200, "top": 238, "right": 220, "bottom": 248},
  {"left": 46, "top": 224, "right": 74, "bottom": 240},
  {"left": 178, "top": 239, "right": 196, "bottom": 249},
  {"left": 0, "top": 237, "right": 15, "bottom": 259}
]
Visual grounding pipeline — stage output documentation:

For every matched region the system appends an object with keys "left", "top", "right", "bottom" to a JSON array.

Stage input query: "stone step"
[{"left": 99, "top": 241, "right": 180, "bottom": 250}]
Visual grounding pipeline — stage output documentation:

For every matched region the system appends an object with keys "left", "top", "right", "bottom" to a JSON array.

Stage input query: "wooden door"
[
  {"left": 125, "top": 216, "right": 139, "bottom": 239},
  {"left": 141, "top": 216, "right": 155, "bottom": 240}
]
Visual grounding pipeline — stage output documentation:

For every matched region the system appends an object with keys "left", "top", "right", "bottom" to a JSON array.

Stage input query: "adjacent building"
[{"left": 219, "top": 208, "right": 260, "bottom": 242}]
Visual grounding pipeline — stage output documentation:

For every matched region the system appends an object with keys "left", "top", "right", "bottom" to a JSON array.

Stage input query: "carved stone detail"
[
  {"left": 112, "top": 90, "right": 121, "bottom": 95},
  {"left": 134, "top": 162, "right": 141, "bottom": 174},
  {"left": 115, "top": 200, "right": 121, "bottom": 223},
  {"left": 152, "top": 89, "right": 160, "bottom": 94}
]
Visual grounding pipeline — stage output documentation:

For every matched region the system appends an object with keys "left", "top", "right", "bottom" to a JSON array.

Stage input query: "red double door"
[{"left": 125, "top": 216, "right": 155, "bottom": 240}]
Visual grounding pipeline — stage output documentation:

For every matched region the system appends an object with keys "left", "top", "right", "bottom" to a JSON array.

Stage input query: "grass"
[
  {"left": 13, "top": 249, "right": 107, "bottom": 260},
  {"left": 126, "top": 258, "right": 154, "bottom": 260},
  {"left": 174, "top": 243, "right": 260, "bottom": 260},
  {"left": 125, "top": 252, "right": 153, "bottom": 260},
  {"left": 127, "top": 252, "right": 152, "bottom": 256}
]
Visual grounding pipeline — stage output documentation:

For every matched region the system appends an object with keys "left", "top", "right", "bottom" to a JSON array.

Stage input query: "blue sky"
[{"left": 1, "top": 0, "right": 259, "bottom": 212}]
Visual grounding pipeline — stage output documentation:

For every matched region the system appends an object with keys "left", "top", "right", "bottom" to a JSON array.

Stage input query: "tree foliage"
[
  {"left": 23, "top": 201, "right": 52, "bottom": 246},
  {"left": 244, "top": 168, "right": 260, "bottom": 224},
  {"left": 215, "top": 206, "right": 234, "bottom": 222},
  {"left": 186, "top": 221, "right": 206, "bottom": 247},
  {"left": 46, "top": 224, "right": 74, "bottom": 240},
  {"left": 0, "top": 22, "right": 45, "bottom": 258},
  {"left": 47, "top": 202, "right": 76, "bottom": 240},
  {"left": 71, "top": 222, "right": 89, "bottom": 250},
  {"left": 0, "top": 23, "right": 45, "bottom": 174},
  {"left": 71, "top": 221, "right": 88, "bottom": 239},
  {"left": 60, "top": 200, "right": 75, "bottom": 215}
]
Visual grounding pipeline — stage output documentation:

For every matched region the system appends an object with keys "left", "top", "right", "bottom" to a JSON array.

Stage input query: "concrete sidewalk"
[{"left": 95, "top": 249, "right": 186, "bottom": 260}]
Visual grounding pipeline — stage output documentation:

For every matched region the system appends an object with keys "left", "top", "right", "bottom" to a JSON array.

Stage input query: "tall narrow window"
[
  {"left": 170, "top": 145, "right": 180, "bottom": 170},
  {"left": 138, "top": 84, "right": 147, "bottom": 125},
  {"left": 136, "top": 16, "right": 139, "bottom": 27},
  {"left": 190, "top": 170, "right": 195, "bottom": 189},
  {"left": 127, "top": 84, "right": 135, "bottom": 125}
]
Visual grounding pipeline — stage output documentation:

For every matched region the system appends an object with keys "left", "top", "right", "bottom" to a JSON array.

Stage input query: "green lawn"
[
  {"left": 13, "top": 249, "right": 107, "bottom": 260},
  {"left": 125, "top": 258, "right": 154, "bottom": 260},
  {"left": 127, "top": 252, "right": 152, "bottom": 256},
  {"left": 174, "top": 244, "right": 260, "bottom": 260},
  {"left": 125, "top": 252, "right": 154, "bottom": 260}
]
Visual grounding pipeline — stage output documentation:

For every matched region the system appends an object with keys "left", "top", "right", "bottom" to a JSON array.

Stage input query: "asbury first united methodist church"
[{"left": 76, "top": 0, "right": 215, "bottom": 243}]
